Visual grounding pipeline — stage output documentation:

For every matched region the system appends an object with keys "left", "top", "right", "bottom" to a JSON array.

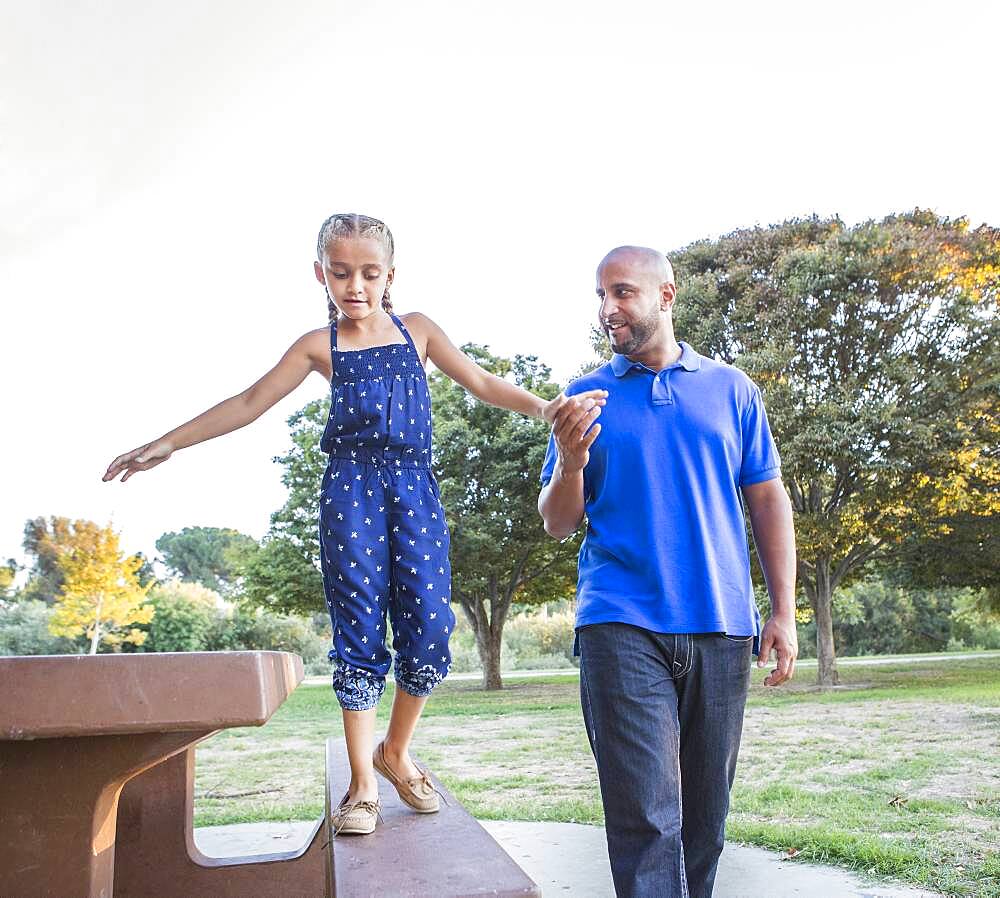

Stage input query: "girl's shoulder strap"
[
  {"left": 390, "top": 313, "right": 419, "bottom": 355},
  {"left": 329, "top": 317, "right": 338, "bottom": 353}
]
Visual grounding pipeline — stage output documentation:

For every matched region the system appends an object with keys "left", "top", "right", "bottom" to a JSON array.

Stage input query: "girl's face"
[{"left": 314, "top": 237, "right": 394, "bottom": 321}]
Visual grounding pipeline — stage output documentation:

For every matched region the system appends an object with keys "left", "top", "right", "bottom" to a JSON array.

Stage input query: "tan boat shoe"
[
  {"left": 372, "top": 740, "right": 441, "bottom": 814},
  {"left": 331, "top": 792, "right": 381, "bottom": 835}
]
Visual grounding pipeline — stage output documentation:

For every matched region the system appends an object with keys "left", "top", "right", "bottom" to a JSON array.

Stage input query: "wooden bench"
[
  {"left": 0, "top": 651, "right": 542, "bottom": 897},
  {"left": 323, "top": 738, "right": 540, "bottom": 898}
]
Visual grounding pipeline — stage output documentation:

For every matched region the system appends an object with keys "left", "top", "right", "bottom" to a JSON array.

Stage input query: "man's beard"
[{"left": 607, "top": 309, "right": 660, "bottom": 356}]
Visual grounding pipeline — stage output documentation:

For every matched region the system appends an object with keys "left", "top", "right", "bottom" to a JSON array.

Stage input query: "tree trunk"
[
  {"left": 456, "top": 588, "right": 509, "bottom": 691},
  {"left": 482, "top": 629, "right": 503, "bottom": 690},
  {"left": 456, "top": 575, "right": 518, "bottom": 691},
  {"left": 89, "top": 592, "right": 104, "bottom": 655},
  {"left": 810, "top": 563, "right": 839, "bottom": 688}
]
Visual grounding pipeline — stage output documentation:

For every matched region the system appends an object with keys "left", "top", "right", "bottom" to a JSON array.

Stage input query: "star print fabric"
[{"left": 319, "top": 315, "right": 456, "bottom": 711}]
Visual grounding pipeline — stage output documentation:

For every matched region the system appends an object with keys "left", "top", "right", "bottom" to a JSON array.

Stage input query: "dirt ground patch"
[
  {"left": 418, "top": 714, "right": 594, "bottom": 784},
  {"left": 740, "top": 700, "right": 1000, "bottom": 802}
]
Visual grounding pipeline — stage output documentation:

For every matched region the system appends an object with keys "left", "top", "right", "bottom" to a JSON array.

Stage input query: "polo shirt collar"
[{"left": 610, "top": 342, "right": 701, "bottom": 377}]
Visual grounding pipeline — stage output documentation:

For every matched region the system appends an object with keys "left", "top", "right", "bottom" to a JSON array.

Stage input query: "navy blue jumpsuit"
[{"left": 319, "top": 314, "right": 455, "bottom": 711}]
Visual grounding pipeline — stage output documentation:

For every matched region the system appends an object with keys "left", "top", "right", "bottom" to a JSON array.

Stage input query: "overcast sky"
[{"left": 2, "top": 0, "right": 998, "bottom": 570}]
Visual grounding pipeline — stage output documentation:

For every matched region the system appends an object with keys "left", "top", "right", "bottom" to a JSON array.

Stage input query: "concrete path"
[{"left": 194, "top": 820, "right": 943, "bottom": 897}]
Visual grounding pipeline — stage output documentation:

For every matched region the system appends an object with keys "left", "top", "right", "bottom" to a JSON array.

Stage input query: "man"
[{"left": 538, "top": 246, "right": 798, "bottom": 898}]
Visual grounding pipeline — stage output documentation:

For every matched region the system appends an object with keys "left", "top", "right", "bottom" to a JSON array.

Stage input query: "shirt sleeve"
[
  {"left": 540, "top": 431, "right": 558, "bottom": 486},
  {"left": 739, "top": 388, "right": 781, "bottom": 487}
]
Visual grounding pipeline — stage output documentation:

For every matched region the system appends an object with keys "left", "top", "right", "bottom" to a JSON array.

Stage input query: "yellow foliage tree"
[{"left": 48, "top": 521, "right": 154, "bottom": 654}]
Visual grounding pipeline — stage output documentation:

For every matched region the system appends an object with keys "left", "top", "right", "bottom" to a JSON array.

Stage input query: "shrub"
[
  {"left": 207, "top": 606, "right": 330, "bottom": 668},
  {"left": 144, "top": 580, "right": 221, "bottom": 653},
  {"left": 443, "top": 619, "right": 482, "bottom": 673},
  {"left": 0, "top": 600, "right": 76, "bottom": 655},
  {"left": 949, "top": 590, "right": 1000, "bottom": 650},
  {"left": 503, "top": 608, "right": 577, "bottom": 669}
]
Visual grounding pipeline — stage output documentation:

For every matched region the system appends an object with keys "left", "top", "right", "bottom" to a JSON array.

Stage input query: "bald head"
[
  {"left": 598, "top": 245, "right": 675, "bottom": 287},
  {"left": 595, "top": 245, "right": 678, "bottom": 357}
]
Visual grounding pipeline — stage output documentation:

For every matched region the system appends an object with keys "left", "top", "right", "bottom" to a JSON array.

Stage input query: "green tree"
[
  {"left": 21, "top": 516, "right": 71, "bottom": 604},
  {"left": 949, "top": 590, "right": 1000, "bottom": 648},
  {"left": 132, "top": 552, "right": 158, "bottom": 589},
  {"left": 236, "top": 398, "right": 329, "bottom": 615},
  {"left": 575, "top": 324, "right": 612, "bottom": 377},
  {"left": 0, "top": 558, "right": 18, "bottom": 602},
  {"left": 673, "top": 211, "right": 1000, "bottom": 686},
  {"left": 832, "top": 579, "right": 953, "bottom": 655},
  {"left": 883, "top": 410, "right": 1000, "bottom": 614},
  {"left": 236, "top": 535, "right": 324, "bottom": 615},
  {"left": 155, "top": 526, "right": 257, "bottom": 593},
  {"left": 430, "top": 346, "right": 580, "bottom": 689},
  {"left": 889, "top": 515, "right": 1000, "bottom": 616}
]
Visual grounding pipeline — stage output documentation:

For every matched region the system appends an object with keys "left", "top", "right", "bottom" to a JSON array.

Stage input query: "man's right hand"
[{"left": 550, "top": 391, "right": 605, "bottom": 474}]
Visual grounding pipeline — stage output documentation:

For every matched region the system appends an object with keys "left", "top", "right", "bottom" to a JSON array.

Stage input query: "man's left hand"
[{"left": 757, "top": 614, "right": 798, "bottom": 687}]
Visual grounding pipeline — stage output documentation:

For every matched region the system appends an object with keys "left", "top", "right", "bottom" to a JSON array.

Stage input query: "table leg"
[
  {"left": 0, "top": 731, "right": 208, "bottom": 898},
  {"left": 114, "top": 747, "right": 327, "bottom": 898}
]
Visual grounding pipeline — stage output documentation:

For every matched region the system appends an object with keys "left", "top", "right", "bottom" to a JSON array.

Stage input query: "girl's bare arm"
[
  {"left": 103, "top": 328, "right": 329, "bottom": 482},
  {"left": 405, "top": 312, "right": 606, "bottom": 421}
]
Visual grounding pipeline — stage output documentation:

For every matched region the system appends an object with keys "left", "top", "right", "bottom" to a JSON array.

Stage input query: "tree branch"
[
  {"left": 831, "top": 538, "right": 886, "bottom": 588},
  {"left": 514, "top": 547, "right": 572, "bottom": 591},
  {"left": 788, "top": 479, "right": 806, "bottom": 513}
]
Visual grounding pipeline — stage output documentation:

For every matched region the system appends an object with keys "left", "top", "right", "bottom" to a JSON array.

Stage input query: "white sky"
[{"left": 2, "top": 0, "right": 998, "bottom": 570}]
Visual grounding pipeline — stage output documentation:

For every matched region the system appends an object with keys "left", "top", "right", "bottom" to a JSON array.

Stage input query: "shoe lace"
[
  {"left": 325, "top": 795, "right": 385, "bottom": 843},
  {"left": 410, "top": 769, "right": 450, "bottom": 807}
]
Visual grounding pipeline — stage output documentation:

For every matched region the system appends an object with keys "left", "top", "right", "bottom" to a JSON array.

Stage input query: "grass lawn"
[{"left": 194, "top": 652, "right": 1000, "bottom": 897}]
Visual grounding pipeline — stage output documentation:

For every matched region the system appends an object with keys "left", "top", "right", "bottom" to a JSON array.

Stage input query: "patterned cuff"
[
  {"left": 331, "top": 662, "right": 386, "bottom": 711},
  {"left": 394, "top": 660, "right": 449, "bottom": 698}
]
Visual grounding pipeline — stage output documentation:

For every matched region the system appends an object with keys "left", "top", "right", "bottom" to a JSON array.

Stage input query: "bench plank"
[{"left": 325, "top": 738, "right": 541, "bottom": 898}]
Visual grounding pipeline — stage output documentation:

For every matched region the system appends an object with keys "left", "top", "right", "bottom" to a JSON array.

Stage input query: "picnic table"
[
  {"left": 0, "top": 651, "right": 323, "bottom": 898},
  {"left": 0, "top": 650, "right": 540, "bottom": 898}
]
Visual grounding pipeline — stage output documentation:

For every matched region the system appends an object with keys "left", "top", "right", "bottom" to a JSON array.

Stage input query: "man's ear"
[{"left": 661, "top": 281, "right": 677, "bottom": 310}]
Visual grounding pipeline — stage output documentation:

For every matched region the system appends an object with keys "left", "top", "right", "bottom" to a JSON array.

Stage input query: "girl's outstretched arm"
[
  {"left": 103, "top": 329, "right": 329, "bottom": 483},
  {"left": 407, "top": 313, "right": 606, "bottom": 422}
]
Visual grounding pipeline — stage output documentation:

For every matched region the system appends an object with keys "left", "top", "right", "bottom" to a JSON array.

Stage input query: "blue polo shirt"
[{"left": 540, "top": 342, "right": 780, "bottom": 644}]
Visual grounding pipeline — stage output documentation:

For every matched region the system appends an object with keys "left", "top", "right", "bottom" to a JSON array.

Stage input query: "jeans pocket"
[{"left": 722, "top": 633, "right": 753, "bottom": 643}]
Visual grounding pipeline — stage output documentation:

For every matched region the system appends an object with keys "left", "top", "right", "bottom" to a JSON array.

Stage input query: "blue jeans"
[{"left": 578, "top": 623, "right": 753, "bottom": 898}]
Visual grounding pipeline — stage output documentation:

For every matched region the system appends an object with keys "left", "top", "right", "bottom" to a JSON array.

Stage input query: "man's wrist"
[
  {"left": 767, "top": 601, "right": 796, "bottom": 624},
  {"left": 555, "top": 458, "right": 584, "bottom": 480}
]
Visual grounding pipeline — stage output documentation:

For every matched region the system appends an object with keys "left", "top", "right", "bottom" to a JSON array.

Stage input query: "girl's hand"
[
  {"left": 103, "top": 439, "right": 175, "bottom": 483},
  {"left": 542, "top": 389, "right": 608, "bottom": 425}
]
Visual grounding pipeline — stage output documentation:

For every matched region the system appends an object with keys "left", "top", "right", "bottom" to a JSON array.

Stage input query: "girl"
[{"left": 103, "top": 213, "right": 606, "bottom": 835}]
